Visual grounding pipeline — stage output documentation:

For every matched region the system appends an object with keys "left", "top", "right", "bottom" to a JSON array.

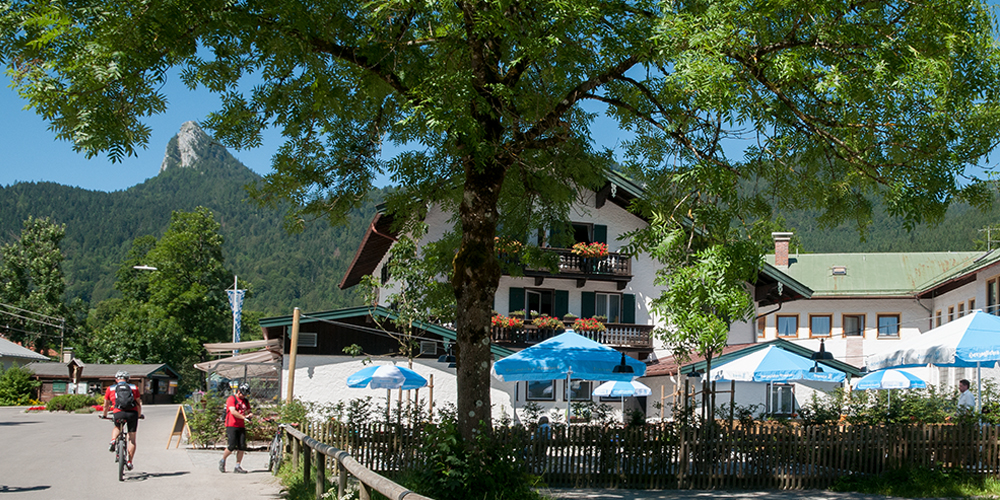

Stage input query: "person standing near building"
[
  {"left": 219, "top": 383, "right": 253, "bottom": 473},
  {"left": 958, "top": 379, "right": 977, "bottom": 413}
]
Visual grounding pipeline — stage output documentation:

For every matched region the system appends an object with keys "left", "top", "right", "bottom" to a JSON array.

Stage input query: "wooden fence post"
[
  {"left": 316, "top": 449, "right": 326, "bottom": 499},
  {"left": 303, "top": 444, "right": 311, "bottom": 485}
]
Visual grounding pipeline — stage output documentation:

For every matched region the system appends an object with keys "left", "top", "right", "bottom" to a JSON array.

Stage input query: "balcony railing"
[
  {"left": 491, "top": 323, "right": 652, "bottom": 349},
  {"left": 502, "top": 248, "right": 632, "bottom": 285}
]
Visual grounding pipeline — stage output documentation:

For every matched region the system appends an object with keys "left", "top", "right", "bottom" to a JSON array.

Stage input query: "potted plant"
[
  {"left": 573, "top": 317, "right": 607, "bottom": 332},
  {"left": 492, "top": 314, "right": 524, "bottom": 329},
  {"left": 510, "top": 310, "right": 525, "bottom": 319},
  {"left": 532, "top": 315, "right": 565, "bottom": 331},
  {"left": 563, "top": 313, "right": 578, "bottom": 322},
  {"left": 570, "top": 241, "right": 609, "bottom": 258}
]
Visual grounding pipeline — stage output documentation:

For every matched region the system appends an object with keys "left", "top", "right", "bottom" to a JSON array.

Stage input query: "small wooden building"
[{"left": 24, "top": 360, "right": 181, "bottom": 404}]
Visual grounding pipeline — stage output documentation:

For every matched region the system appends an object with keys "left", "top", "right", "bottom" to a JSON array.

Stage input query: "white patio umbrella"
[
  {"left": 852, "top": 368, "right": 928, "bottom": 410},
  {"left": 593, "top": 380, "right": 652, "bottom": 422},
  {"left": 866, "top": 310, "right": 1000, "bottom": 412}
]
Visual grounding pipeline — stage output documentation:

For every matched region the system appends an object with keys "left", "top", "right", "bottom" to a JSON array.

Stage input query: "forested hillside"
[
  {"left": 784, "top": 200, "right": 999, "bottom": 254},
  {"left": 0, "top": 126, "right": 382, "bottom": 316}
]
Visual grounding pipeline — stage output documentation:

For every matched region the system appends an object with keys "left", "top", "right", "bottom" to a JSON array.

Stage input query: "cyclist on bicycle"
[
  {"left": 219, "top": 382, "right": 253, "bottom": 474},
  {"left": 102, "top": 370, "right": 142, "bottom": 471}
]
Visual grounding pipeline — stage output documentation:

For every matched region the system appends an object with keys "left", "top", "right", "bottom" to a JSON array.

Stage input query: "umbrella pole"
[
  {"left": 566, "top": 369, "right": 572, "bottom": 423},
  {"left": 978, "top": 362, "right": 983, "bottom": 415},
  {"left": 621, "top": 396, "right": 625, "bottom": 423}
]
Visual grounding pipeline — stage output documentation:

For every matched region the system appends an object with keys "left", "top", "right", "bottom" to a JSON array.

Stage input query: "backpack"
[{"left": 114, "top": 383, "right": 136, "bottom": 410}]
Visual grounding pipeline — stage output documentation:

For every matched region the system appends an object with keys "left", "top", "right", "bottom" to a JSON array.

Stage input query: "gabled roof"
[
  {"left": 765, "top": 252, "right": 985, "bottom": 298},
  {"left": 644, "top": 338, "right": 863, "bottom": 378},
  {"left": 258, "top": 305, "right": 516, "bottom": 359},
  {"left": 0, "top": 337, "right": 50, "bottom": 362},
  {"left": 24, "top": 362, "right": 181, "bottom": 380},
  {"left": 339, "top": 211, "right": 397, "bottom": 289}
]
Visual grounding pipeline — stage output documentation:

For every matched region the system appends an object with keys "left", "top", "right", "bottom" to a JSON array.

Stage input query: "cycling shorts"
[{"left": 113, "top": 410, "right": 140, "bottom": 432}]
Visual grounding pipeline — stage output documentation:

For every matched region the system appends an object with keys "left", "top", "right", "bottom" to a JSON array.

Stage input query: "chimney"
[
  {"left": 772, "top": 232, "right": 794, "bottom": 267},
  {"left": 62, "top": 347, "right": 74, "bottom": 363}
]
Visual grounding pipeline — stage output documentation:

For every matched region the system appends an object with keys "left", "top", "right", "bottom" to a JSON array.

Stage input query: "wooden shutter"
[
  {"left": 554, "top": 290, "right": 569, "bottom": 318},
  {"left": 581, "top": 291, "right": 596, "bottom": 319},
  {"left": 508, "top": 287, "right": 525, "bottom": 314},
  {"left": 622, "top": 293, "right": 636, "bottom": 324},
  {"left": 594, "top": 224, "right": 607, "bottom": 244}
]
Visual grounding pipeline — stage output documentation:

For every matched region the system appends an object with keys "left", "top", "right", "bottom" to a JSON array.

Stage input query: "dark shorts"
[
  {"left": 113, "top": 410, "right": 139, "bottom": 432},
  {"left": 226, "top": 426, "right": 247, "bottom": 451}
]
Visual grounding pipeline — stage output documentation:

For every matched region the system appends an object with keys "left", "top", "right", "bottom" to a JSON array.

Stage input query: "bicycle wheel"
[{"left": 117, "top": 436, "right": 126, "bottom": 481}]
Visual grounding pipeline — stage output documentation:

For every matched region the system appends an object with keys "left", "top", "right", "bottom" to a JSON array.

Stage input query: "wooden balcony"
[
  {"left": 512, "top": 248, "right": 633, "bottom": 289},
  {"left": 491, "top": 323, "right": 653, "bottom": 350}
]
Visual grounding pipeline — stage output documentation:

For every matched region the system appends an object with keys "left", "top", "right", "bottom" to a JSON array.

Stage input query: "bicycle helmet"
[
  {"left": 238, "top": 383, "right": 250, "bottom": 394},
  {"left": 115, "top": 370, "right": 130, "bottom": 381}
]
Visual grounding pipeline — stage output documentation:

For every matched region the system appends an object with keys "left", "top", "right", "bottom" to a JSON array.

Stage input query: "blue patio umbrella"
[
  {"left": 491, "top": 330, "right": 646, "bottom": 382},
  {"left": 593, "top": 380, "right": 652, "bottom": 422},
  {"left": 346, "top": 364, "right": 428, "bottom": 390},
  {"left": 853, "top": 368, "right": 927, "bottom": 410},
  {"left": 867, "top": 311, "right": 1000, "bottom": 370},
  {"left": 867, "top": 310, "right": 1000, "bottom": 412},
  {"left": 707, "top": 345, "right": 847, "bottom": 383},
  {"left": 853, "top": 369, "right": 927, "bottom": 391},
  {"left": 492, "top": 330, "right": 646, "bottom": 420}
]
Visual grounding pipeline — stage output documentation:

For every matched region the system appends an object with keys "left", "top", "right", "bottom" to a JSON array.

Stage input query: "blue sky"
[{"left": 0, "top": 72, "right": 636, "bottom": 193}]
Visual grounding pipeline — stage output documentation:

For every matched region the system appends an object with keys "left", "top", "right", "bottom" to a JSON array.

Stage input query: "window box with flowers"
[
  {"left": 532, "top": 315, "right": 565, "bottom": 332},
  {"left": 571, "top": 242, "right": 609, "bottom": 258},
  {"left": 493, "top": 314, "right": 525, "bottom": 329},
  {"left": 573, "top": 317, "right": 607, "bottom": 332}
]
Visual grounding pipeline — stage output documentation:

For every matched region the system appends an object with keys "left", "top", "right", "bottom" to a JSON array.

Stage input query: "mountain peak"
[{"left": 159, "top": 121, "right": 228, "bottom": 173}]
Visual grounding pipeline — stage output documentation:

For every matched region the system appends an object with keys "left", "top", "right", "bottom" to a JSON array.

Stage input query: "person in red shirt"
[
  {"left": 219, "top": 383, "right": 253, "bottom": 473},
  {"left": 102, "top": 371, "right": 142, "bottom": 471}
]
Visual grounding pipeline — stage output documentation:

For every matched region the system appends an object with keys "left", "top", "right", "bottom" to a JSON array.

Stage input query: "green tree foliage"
[
  {"left": 0, "top": 159, "right": 383, "bottom": 316},
  {"left": 0, "top": 216, "right": 69, "bottom": 354},
  {"left": 4, "top": 0, "right": 1000, "bottom": 446},
  {"left": 0, "top": 365, "right": 41, "bottom": 406},
  {"left": 361, "top": 226, "right": 457, "bottom": 360},
  {"left": 88, "top": 207, "right": 232, "bottom": 394}
]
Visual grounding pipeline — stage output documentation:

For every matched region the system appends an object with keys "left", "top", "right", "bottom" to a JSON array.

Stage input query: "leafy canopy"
[{"left": 4, "top": 0, "right": 1000, "bottom": 442}]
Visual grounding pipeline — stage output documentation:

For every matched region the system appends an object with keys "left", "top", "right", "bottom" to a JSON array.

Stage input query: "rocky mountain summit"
[{"left": 159, "top": 121, "right": 240, "bottom": 173}]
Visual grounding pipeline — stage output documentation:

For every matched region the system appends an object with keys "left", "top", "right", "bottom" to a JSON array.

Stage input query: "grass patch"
[
  {"left": 274, "top": 459, "right": 390, "bottom": 500},
  {"left": 832, "top": 466, "right": 1000, "bottom": 498}
]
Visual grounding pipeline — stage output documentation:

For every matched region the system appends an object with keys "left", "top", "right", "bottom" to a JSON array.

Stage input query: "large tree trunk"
[{"left": 452, "top": 158, "right": 505, "bottom": 443}]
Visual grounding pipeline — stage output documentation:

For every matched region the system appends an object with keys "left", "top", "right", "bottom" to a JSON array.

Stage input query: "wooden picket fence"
[{"left": 302, "top": 420, "right": 1000, "bottom": 490}]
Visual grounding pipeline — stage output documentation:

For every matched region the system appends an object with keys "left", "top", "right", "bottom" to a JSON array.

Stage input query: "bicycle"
[
  {"left": 101, "top": 414, "right": 144, "bottom": 481},
  {"left": 267, "top": 423, "right": 284, "bottom": 475}
]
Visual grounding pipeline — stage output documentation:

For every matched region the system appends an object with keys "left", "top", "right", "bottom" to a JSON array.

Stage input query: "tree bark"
[{"left": 452, "top": 157, "right": 505, "bottom": 443}]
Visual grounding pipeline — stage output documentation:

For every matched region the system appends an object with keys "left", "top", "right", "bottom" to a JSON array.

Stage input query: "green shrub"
[
  {"left": 397, "top": 419, "right": 544, "bottom": 500},
  {"left": 185, "top": 391, "right": 226, "bottom": 447},
  {"left": 0, "top": 365, "right": 41, "bottom": 406},
  {"left": 46, "top": 394, "right": 99, "bottom": 412}
]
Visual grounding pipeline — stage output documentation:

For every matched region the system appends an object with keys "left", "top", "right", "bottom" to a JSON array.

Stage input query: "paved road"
[{"left": 0, "top": 404, "right": 282, "bottom": 500}]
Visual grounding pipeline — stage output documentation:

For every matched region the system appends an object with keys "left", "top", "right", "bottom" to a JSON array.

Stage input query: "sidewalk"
[{"left": 539, "top": 488, "right": 900, "bottom": 500}]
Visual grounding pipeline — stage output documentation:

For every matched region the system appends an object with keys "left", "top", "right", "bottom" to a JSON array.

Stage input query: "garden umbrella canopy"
[
  {"left": 866, "top": 310, "right": 1000, "bottom": 370},
  {"left": 593, "top": 380, "right": 652, "bottom": 397},
  {"left": 707, "top": 345, "right": 846, "bottom": 383},
  {"left": 491, "top": 330, "right": 646, "bottom": 382},
  {"left": 346, "top": 364, "right": 428, "bottom": 390},
  {"left": 853, "top": 369, "right": 927, "bottom": 391}
]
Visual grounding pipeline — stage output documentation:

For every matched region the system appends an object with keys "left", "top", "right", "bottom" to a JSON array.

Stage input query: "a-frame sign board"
[{"left": 166, "top": 404, "right": 192, "bottom": 449}]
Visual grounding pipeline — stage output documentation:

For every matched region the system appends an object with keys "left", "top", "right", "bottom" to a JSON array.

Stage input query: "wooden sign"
[{"left": 166, "top": 404, "right": 192, "bottom": 449}]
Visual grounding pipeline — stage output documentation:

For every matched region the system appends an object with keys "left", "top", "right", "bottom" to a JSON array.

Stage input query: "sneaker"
[
  {"left": 218, "top": 459, "right": 226, "bottom": 473},
  {"left": 109, "top": 441, "right": 116, "bottom": 452},
  {"left": 126, "top": 461, "right": 133, "bottom": 471},
  {"left": 233, "top": 466, "right": 247, "bottom": 474}
]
